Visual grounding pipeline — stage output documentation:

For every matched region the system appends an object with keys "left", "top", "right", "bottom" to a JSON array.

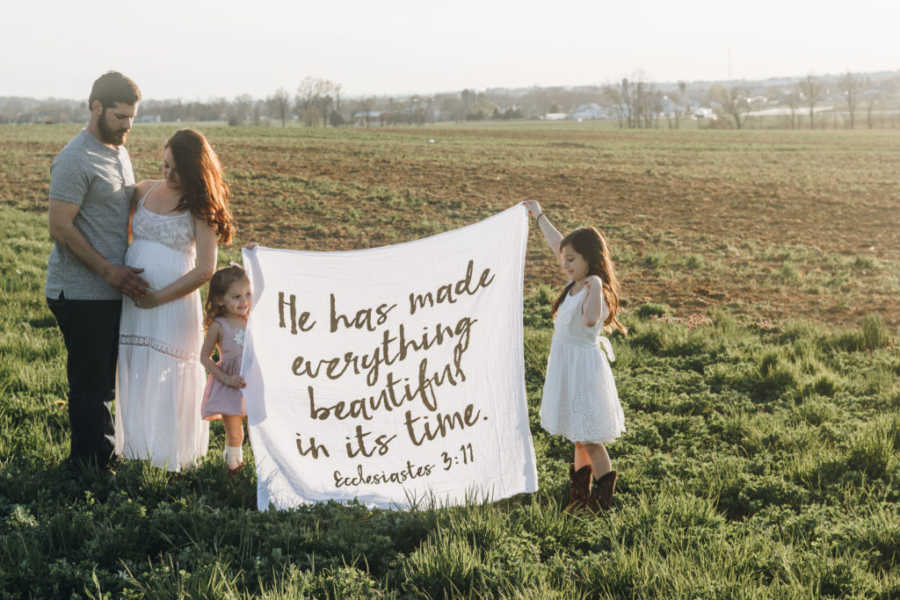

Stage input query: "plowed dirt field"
[{"left": 3, "top": 122, "right": 897, "bottom": 326}]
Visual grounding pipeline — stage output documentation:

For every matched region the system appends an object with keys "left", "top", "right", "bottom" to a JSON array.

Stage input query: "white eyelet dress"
[
  {"left": 114, "top": 184, "right": 209, "bottom": 471},
  {"left": 539, "top": 285, "right": 625, "bottom": 444}
]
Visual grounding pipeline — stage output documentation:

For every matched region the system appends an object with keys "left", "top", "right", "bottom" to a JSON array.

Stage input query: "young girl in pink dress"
[
  {"left": 524, "top": 200, "right": 628, "bottom": 513},
  {"left": 200, "top": 265, "right": 251, "bottom": 473}
]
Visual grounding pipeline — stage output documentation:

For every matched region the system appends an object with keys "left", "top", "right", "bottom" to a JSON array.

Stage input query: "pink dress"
[{"left": 201, "top": 317, "right": 247, "bottom": 419}]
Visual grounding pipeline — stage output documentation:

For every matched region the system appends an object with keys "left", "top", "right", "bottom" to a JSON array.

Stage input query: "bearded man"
[{"left": 45, "top": 71, "right": 149, "bottom": 472}]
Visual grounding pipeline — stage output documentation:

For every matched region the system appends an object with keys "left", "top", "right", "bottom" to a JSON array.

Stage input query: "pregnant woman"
[{"left": 115, "top": 129, "right": 235, "bottom": 471}]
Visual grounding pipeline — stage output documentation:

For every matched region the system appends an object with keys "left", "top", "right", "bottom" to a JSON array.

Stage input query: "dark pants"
[{"left": 47, "top": 293, "right": 122, "bottom": 469}]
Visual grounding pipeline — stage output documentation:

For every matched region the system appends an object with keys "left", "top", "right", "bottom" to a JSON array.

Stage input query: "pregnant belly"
[{"left": 125, "top": 239, "right": 194, "bottom": 289}]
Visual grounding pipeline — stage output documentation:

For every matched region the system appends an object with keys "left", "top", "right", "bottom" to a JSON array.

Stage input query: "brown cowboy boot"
[
  {"left": 565, "top": 464, "right": 592, "bottom": 513},
  {"left": 588, "top": 470, "right": 617, "bottom": 512}
]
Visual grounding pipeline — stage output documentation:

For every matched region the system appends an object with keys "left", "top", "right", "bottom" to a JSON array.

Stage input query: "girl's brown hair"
[
  {"left": 166, "top": 129, "right": 235, "bottom": 243},
  {"left": 551, "top": 226, "right": 627, "bottom": 334},
  {"left": 204, "top": 265, "right": 249, "bottom": 329}
]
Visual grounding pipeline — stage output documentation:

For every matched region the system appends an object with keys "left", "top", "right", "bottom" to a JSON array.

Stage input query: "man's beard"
[{"left": 98, "top": 112, "right": 128, "bottom": 145}]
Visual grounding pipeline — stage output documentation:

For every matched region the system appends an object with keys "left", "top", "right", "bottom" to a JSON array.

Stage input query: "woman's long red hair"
[{"left": 166, "top": 129, "right": 234, "bottom": 243}]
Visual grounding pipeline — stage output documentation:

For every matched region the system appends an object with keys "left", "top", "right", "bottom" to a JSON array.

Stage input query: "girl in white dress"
[
  {"left": 116, "top": 129, "right": 235, "bottom": 472},
  {"left": 524, "top": 200, "right": 627, "bottom": 512}
]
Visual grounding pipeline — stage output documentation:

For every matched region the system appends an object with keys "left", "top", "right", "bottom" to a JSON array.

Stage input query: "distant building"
[
  {"left": 352, "top": 110, "right": 382, "bottom": 126},
  {"left": 569, "top": 103, "right": 609, "bottom": 120},
  {"left": 660, "top": 96, "right": 685, "bottom": 118},
  {"left": 541, "top": 112, "right": 568, "bottom": 121}
]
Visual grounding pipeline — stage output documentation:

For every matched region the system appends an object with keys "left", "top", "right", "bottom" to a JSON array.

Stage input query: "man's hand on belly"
[{"left": 103, "top": 264, "right": 149, "bottom": 299}]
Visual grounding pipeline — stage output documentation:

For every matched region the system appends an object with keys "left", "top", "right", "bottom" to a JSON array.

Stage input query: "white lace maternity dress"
[{"left": 114, "top": 184, "right": 209, "bottom": 471}]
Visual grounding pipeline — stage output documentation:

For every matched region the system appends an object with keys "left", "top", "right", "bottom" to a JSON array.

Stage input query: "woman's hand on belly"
[{"left": 134, "top": 290, "right": 162, "bottom": 309}]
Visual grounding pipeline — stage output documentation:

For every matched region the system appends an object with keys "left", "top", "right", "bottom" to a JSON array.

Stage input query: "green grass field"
[{"left": 0, "top": 123, "right": 898, "bottom": 598}]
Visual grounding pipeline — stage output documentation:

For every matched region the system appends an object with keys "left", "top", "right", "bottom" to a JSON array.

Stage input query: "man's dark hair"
[{"left": 88, "top": 71, "right": 141, "bottom": 110}]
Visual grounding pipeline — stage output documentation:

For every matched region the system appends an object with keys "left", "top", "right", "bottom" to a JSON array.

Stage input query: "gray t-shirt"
[{"left": 45, "top": 129, "right": 135, "bottom": 300}]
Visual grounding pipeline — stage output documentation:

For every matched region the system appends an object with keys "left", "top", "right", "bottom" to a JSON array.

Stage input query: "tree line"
[
  {"left": 2, "top": 72, "right": 898, "bottom": 129},
  {"left": 703, "top": 72, "right": 893, "bottom": 130}
]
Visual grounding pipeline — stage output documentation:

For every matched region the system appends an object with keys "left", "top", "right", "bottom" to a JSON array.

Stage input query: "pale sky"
[{"left": 2, "top": 0, "right": 898, "bottom": 100}]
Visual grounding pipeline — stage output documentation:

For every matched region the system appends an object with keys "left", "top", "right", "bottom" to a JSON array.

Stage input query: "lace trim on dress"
[
  {"left": 120, "top": 334, "right": 198, "bottom": 361},
  {"left": 132, "top": 182, "right": 196, "bottom": 253}
]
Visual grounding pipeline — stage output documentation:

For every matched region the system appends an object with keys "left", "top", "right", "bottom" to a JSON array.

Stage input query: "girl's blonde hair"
[
  {"left": 552, "top": 226, "right": 627, "bottom": 335},
  {"left": 203, "top": 264, "right": 249, "bottom": 329}
]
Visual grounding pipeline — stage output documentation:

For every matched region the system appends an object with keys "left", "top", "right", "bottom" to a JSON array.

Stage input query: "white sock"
[{"left": 224, "top": 445, "right": 243, "bottom": 469}]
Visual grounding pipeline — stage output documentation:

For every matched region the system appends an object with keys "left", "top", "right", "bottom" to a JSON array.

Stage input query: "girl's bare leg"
[
  {"left": 582, "top": 442, "right": 612, "bottom": 478},
  {"left": 222, "top": 415, "right": 245, "bottom": 469},
  {"left": 223, "top": 415, "right": 244, "bottom": 447},
  {"left": 573, "top": 442, "right": 592, "bottom": 471}
]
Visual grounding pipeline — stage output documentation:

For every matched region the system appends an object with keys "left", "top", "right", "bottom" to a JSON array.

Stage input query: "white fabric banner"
[{"left": 241, "top": 205, "right": 538, "bottom": 510}]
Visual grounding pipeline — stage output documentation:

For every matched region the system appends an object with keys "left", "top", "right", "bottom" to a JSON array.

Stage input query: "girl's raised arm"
[{"left": 523, "top": 200, "right": 563, "bottom": 256}]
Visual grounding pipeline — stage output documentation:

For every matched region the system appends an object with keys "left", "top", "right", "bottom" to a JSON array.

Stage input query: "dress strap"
[{"left": 138, "top": 181, "right": 163, "bottom": 208}]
